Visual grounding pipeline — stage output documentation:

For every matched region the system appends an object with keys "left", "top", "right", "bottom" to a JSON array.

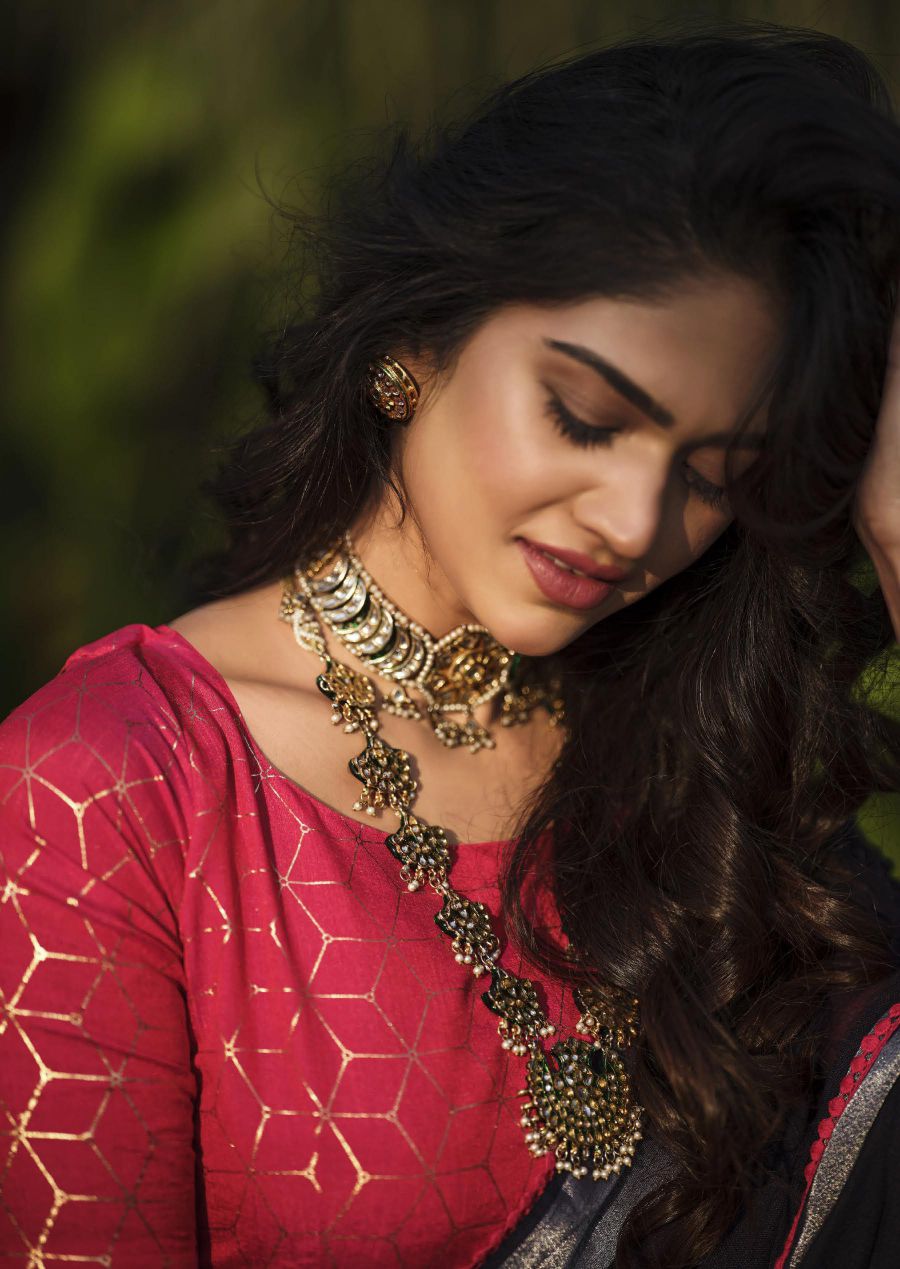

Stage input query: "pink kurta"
[{"left": 0, "top": 623, "right": 580, "bottom": 1266}]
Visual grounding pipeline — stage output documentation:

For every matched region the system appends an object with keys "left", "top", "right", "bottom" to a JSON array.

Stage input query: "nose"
[{"left": 571, "top": 449, "right": 669, "bottom": 564}]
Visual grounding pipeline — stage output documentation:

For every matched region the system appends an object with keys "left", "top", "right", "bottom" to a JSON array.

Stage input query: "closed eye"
[
  {"left": 543, "top": 391, "right": 728, "bottom": 511},
  {"left": 544, "top": 391, "right": 618, "bottom": 447}
]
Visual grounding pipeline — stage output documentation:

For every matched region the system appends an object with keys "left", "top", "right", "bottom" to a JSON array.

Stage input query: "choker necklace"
[
  {"left": 278, "top": 544, "right": 644, "bottom": 1183},
  {"left": 289, "top": 534, "right": 565, "bottom": 753}
]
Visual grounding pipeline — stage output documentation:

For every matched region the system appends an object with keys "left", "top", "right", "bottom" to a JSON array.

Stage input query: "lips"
[
  {"left": 523, "top": 540, "right": 627, "bottom": 582},
  {"left": 517, "top": 538, "right": 618, "bottom": 611}
]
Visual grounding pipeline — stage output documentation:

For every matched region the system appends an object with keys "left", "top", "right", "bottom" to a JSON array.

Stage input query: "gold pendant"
[
  {"left": 434, "top": 892, "right": 500, "bottom": 974},
  {"left": 385, "top": 817, "right": 451, "bottom": 890},
  {"left": 348, "top": 738, "right": 416, "bottom": 815},
  {"left": 428, "top": 709, "right": 495, "bottom": 753},
  {"left": 520, "top": 1038, "right": 642, "bottom": 1179}
]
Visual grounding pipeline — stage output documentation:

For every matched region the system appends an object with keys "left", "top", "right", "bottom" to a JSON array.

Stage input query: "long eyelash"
[
  {"left": 545, "top": 391, "right": 728, "bottom": 510},
  {"left": 683, "top": 468, "right": 727, "bottom": 509},
  {"left": 544, "top": 393, "right": 617, "bottom": 447}
]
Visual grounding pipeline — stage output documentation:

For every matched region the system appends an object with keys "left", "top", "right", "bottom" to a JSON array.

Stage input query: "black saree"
[{"left": 484, "top": 825, "right": 900, "bottom": 1269}]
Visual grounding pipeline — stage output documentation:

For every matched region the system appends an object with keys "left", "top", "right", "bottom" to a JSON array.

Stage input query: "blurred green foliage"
[{"left": 3, "top": 1, "right": 899, "bottom": 862}]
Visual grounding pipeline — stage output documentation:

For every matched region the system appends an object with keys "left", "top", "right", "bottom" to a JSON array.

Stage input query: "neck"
[
  {"left": 288, "top": 508, "right": 564, "bottom": 747},
  {"left": 349, "top": 500, "right": 480, "bottom": 640},
  {"left": 303, "top": 499, "right": 520, "bottom": 736}
]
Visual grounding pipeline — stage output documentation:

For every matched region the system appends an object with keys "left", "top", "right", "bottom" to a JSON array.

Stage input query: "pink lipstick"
[{"left": 516, "top": 538, "right": 620, "bottom": 611}]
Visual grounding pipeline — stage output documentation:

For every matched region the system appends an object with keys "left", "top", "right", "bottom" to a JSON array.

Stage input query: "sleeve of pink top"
[{"left": 0, "top": 661, "right": 198, "bottom": 1267}]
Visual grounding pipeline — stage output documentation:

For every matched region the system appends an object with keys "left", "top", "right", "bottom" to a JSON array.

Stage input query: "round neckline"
[{"left": 154, "top": 622, "right": 511, "bottom": 851}]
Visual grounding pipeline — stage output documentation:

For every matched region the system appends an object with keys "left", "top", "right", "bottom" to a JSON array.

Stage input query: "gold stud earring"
[{"left": 365, "top": 355, "right": 420, "bottom": 423}]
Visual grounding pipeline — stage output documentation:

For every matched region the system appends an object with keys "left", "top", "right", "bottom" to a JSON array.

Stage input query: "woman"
[{"left": 2, "top": 18, "right": 900, "bottom": 1268}]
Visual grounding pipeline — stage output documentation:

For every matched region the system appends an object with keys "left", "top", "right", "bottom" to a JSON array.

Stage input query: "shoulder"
[
  {"left": 1, "top": 621, "right": 237, "bottom": 783},
  {"left": 0, "top": 623, "right": 246, "bottom": 873}
]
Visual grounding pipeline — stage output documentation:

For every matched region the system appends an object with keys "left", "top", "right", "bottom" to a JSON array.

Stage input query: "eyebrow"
[{"left": 543, "top": 337, "right": 766, "bottom": 448}]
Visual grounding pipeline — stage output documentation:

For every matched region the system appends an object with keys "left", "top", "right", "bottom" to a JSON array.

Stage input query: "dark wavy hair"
[{"left": 198, "top": 17, "right": 900, "bottom": 1267}]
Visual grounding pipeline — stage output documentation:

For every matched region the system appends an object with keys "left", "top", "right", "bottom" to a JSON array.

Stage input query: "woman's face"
[{"left": 383, "top": 273, "right": 780, "bottom": 656}]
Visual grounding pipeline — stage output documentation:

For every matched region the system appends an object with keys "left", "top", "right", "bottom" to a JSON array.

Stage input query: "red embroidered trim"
[{"left": 774, "top": 1001, "right": 900, "bottom": 1269}]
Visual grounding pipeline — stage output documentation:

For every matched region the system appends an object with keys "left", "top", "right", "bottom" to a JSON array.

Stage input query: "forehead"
[{"left": 511, "top": 275, "right": 781, "bottom": 441}]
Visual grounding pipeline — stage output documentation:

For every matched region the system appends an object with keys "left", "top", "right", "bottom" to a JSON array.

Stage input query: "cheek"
[
  {"left": 463, "top": 367, "right": 555, "bottom": 500},
  {"left": 464, "top": 413, "right": 514, "bottom": 495},
  {"left": 407, "top": 375, "right": 551, "bottom": 525},
  {"left": 651, "top": 505, "right": 732, "bottom": 586},
  {"left": 685, "top": 505, "right": 731, "bottom": 558}
]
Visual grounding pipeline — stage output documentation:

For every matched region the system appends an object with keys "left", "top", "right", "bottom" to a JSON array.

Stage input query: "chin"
[{"left": 477, "top": 607, "right": 593, "bottom": 658}]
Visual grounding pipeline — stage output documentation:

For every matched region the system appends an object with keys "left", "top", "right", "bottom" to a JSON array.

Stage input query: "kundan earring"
[{"left": 365, "top": 354, "right": 420, "bottom": 423}]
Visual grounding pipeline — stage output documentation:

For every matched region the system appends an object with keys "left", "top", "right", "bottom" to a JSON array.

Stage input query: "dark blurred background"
[{"left": 3, "top": 0, "right": 899, "bottom": 861}]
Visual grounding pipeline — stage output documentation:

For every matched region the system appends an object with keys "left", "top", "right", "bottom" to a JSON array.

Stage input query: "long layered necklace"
[{"left": 279, "top": 539, "right": 644, "bottom": 1181}]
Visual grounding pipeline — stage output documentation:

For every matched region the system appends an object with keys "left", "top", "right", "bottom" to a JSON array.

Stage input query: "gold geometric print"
[{"left": 0, "top": 624, "right": 578, "bottom": 1266}]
